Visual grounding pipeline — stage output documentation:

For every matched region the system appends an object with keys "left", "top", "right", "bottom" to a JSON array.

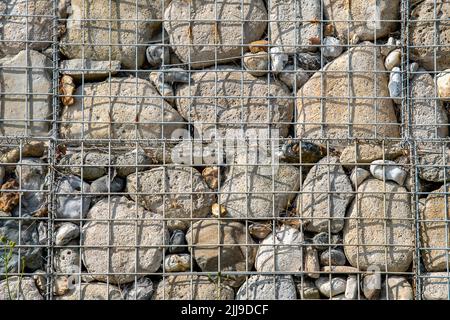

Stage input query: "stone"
[
  {"left": 385, "top": 49, "right": 401, "bottom": 71},
  {"left": 0, "top": 167, "right": 4, "bottom": 185},
  {"left": 296, "top": 43, "right": 400, "bottom": 147},
  {"left": 350, "top": 168, "right": 371, "bottom": 188},
  {"left": 0, "top": 180, "right": 20, "bottom": 213},
  {"left": 54, "top": 241, "right": 81, "bottom": 274},
  {"left": 146, "top": 45, "right": 170, "bottom": 68},
  {"left": 340, "top": 143, "right": 405, "bottom": 168},
  {"left": 220, "top": 165, "right": 300, "bottom": 219},
  {"left": 389, "top": 67, "right": 402, "bottom": 104},
  {"left": 32, "top": 270, "right": 47, "bottom": 293},
  {"left": 278, "top": 65, "right": 310, "bottom": 91},
  {"left": 164, "top": 0, "right": 267, "bottom": 68},
  {"left": 345, "top": 275, "right": 359, "bottom": 300},
  {"left": 59, "top": 59, "right": 121, "bottom": 81},
  {"left": 344, "top": 179, "right": 414, "bottom": 272},
  {"left": 409, "top": 70, "right": 448, "bottom": 141},
  {"left": 53, "top": 276, "right": 70, "bottom": 296},
  {"left": 297, "top": 52, "right": 322, "bottom": 71},
  {"left": 322, "top": 37, "right": 343, "bottom": 59},
  {"left": 153, "top": 275, "right": 235, "bottom": 300},
  {"left": 59, "top": 75, "right": 76, "bottom": 107},
  {"left": 237, "top": 275, "right": 297, "bottom": 300},
  {"left": 57, "top": 283, "right": 123, "bottom": 300},
  {"left": 362, "top": 273, "right": 381, "bottom": 300},
  {"left": 324, "top": 0, "right": 400, "bottom": 41},
  {"left": 55, "top": 223, "right": 80, "bottom": 246},
  {"left": 122, "top": 277, "right": 154, "bottom": 300},
  {"left": 164, "top": 254, "right": 191, "bottom": 272},
  {"left": 243, "top": 52, "right": 269, "bottom": 77},
  {"left": 296, "top": 279, "right": 321, "bottom": 299},
  {"left": 169, "top": 230, "right": 187, "bottom": 254},
  {"left": 156, "top": 68, "right": 191, "bottom": 84},
  {"left": 269, "top": 0, "right": 321, "bottom": 53},
  {"left": 381, "top": 37, "right": 398, "bottom": 57},
  {"left": 437, "top": 70, "right": 450, "bottom": 101},
  {"left": 277, "top": 140, "right": 325, "bottom": 165},
  {"left": 59, "top": 77, "right": 185, "bottom": 140},
  {"left": 410, "top": 0, "right": 450, "bottom": 71},
  {"left": 211, "top": 203, "right": 227, "bottom": 218},
  {"left": 114, "top": 148, "right": 152, "bottom": 177},
  {"left": 186, "top": 220, "right": 256, "bottom": 287},
  {"left": 15, "top": 158, "right": 47, "bottom": 215},
  {"left": 89, "top": 175, "right": 125, "bottom": 195},
  {"left": 312, "top": 232, "right": 342, "bottom": 251},
  {"left": 380, "top": 276, "right": 414, "bottom": 300},
  {"left": 61, "top": 0, "right": 165, "bottom": 68},
  {"left": 420, "top": 185, "right": 450, "bottom": 271},
  {"left": 202, "top": 167, "right": 220, "bottom": 190},
  {"left": 0, "top": 0, "right": 53, "bottom": 55},
  {"left": 249, "top": 40, "right": 269, "bottom": 54},
  {"left": 82, "top": 197, "right": 168, "bottom": 284},
  {"left": 421, "top": 272, "right": 450, "bottom": 300},
  {"left": 270, "top": 47, "right": 289, "bottom": 72},
  {"left": 0, "top": 277, "right": 43, "bottom": 300},
  {"left": 175, "top": 67, "right": 293, "bottom": 138},
  {"left": 37, "top": 221, "right": 47, "bottom": 245},
  {"left": 320, "top": 249, "right": 346, "bottom": 267},
  {"left": 322, "top": 266, "right": 360, "bottom": 273},
  {"left": 248, "top": 223, "right": 273, "bottom": 240},
  {"left": 315, "top": 276, "right": 347, "bottom": 297},
  {"left": 127, "top": 166, "right": 215, "bottom": 226},
  {"left": 149, "top": 71, "right": 175, "bottom": 104},
  {"left": 304, "top": 246, "right": 320, "bottom": 279},
  {"left": 0, "top": 50, "right": 52, "bottom": 137},
  {"left": 59, "top": 152, "right": 111, "bottom": 181},
  {"left": 255, "top": 225, "right": 303, "bottom": 272},
  {"left": 370, "top": 160, "right": 408, "bottom": 186},
  {"left": 55, "top": 175, "right": 91, "bottom": 220},
  {"left": 418, "top": 151, "right": 450, "bottom": 183},
  {"left": 299, "top": 156, "right": 354, "bottom": 233}
]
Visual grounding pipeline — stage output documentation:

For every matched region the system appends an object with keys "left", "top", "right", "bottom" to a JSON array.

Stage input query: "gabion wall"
[{"left": 0, "top": 0, "right": 449, "bottom": 300}]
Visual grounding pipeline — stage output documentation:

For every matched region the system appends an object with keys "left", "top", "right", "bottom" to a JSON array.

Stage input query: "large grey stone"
[
  {"left": 0, "top": 277, "right": 43, "bottom": 300},
  {"left": 236, "top": 275, "right": 297, "bottom": 300}
]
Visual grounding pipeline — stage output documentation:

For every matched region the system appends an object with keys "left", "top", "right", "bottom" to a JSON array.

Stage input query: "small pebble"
[
  {"left": 164, "top": 254, "right": 191, "bottom": 272},
  {"left": 312, "top": 232, "right": 341, "bottom": 251},
  {"left": 159, "top": 68, "right": 191, "bottom": 83},
  {"left": 385, "top": 49, "right": 401, "bottom": 71},
  {"left": 53, "top": 276, "right": 70, "bottom": 296},
  {"left": 370, "top": 160, "right": 407, "bottom": 186},
  {"left": 122, "top": 277, "right": 154, "bottom": 300},
  {"left": 55, "top": 223, "right": 80, "bottom": 246},
  {"left": 437, "top": 69, "right": 450, "bottom": 101},
  {"left": 350, "top": 34, "right": 360, "bottom": 45},
  {"left": 248, "top": 222, "right": 272, "bottom": 240},
  {"left": 243, "top": 51, "right": 269, "bottom": 77},
  {"left": 202, "top": 167, "right": 220, "bottom": 190},
  {"left": 322, "top": 37, "right": 342, "bottom": 59},
  {"left": 345, "top": 275, "right": 359, "bottom": 300},
  {"left": 270, "top": 47, "right": 288, "bottom": 72},
  {"left": 0, "top": 166, "right": 5, "bottom": 185},
  {"left": 211, "top": 203, "right": 226, "bottom": 218},
  {"left": 38, "top": 221, "right": 47, "bottom": 245},
  {"left": 146, "top": 45, "right": 170, "bottom": 67},
  {"left": 362, "top": 273, "right": 382, "bottom": 300},
  {"left": 169, "top": 229, "right": 187, "bottom": 254},
  {"left": 320, "top": 249, "right": 346, "bottom": 266},
  {"left": 410, "top": 62, "right": 419, "bottom": 75},
  {"left": 315, "top": 277, "right": 347, "bottom": 297},
  {"left": 389, "top": 67, "right": 402, "bottom": 104},
  {"left": 350, "top": 167, "right": 371, "bottom": 188},
  {"left": 304, "top": 246, "right": 320, "bottom": 279}
]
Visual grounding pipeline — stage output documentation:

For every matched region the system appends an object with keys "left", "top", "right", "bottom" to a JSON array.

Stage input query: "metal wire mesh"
[{"left": 0, "top": 0, "right": 449, "bottom": 300}]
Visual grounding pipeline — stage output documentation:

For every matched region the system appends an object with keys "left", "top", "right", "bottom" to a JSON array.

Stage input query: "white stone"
[
  {"left": 370, "top": 160, "right": 407, "bottom": 186},
  {"left": 345, "top": 275, "right": 359, "bottom": 300},
  {"left": 385, "top": 49, "right": 402, "bottom": 71},
  {"left": 55, "top": 175, "right": 91, "bottom": 220},
  {"left": 350, "top": 168, "right": 371, "bottom": 188},
  {"left": 381, "top": 37, "right": 398, "bottom": 57},
  {"left": 164, "top": 254, "right": 191, "bottom": 273},
  {"left": 389, "top": 67, "right": 402, "bottom": 104},
  {"left": 315, "top": 277, "right": 347, "bottom": 297},
  {"left": 55, "top": 223, "right": 80, "bottom": 246},
  {"left": 270, "top": 47, "right": 289, "bottom": 72},
  {"left": 322, "top": 37, "right": 343, "bottom": 58}
]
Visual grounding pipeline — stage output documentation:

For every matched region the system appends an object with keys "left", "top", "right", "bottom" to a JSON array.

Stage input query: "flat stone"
[
  {"left": 164, "top": 0, "right": 267, "bottom": 68},
  {"left": 82, "top": 196, "right": 168, "bottom": 284},
  {"left": 340, "top": 143, "right": 405, "bottom": 168},
  {"left": 255, "top": 225, "right": 303, "bottom": 272},
  {"left": 296, "top": 43, "right": 400, "bottom": 148},
  {"left": 300, "top": 156, "right": 354, "bottom": 233},
  {"left": 153, "top": 275, "right": 235, "bottom": 300},
  {"left": 324, "top": 0, "right": 400, "bottom": 41},
  {"left": 59, "top": 59, "right": 121, "bottom": 81},
  {"left": 57, "top": 283, "right": 123, "bottom": 300},
  {"left": 59, "top": 77, "right": 185, "bottom": 140},
  {"left": 0, "top": 277, "right": 43, "bottom": 300},
  {"left": 315, "top": 276, "right": 347, "bottom": 297},
  {"left": 421, "top": 272, "right": 450, "bottom": 300},
  {"left": 237, "top": 275, "right": 297, "bottom": 300},
  {"left": 322, "top": 266, "right": 360, "bottom": 273},
  {"left": 55, "top": 175, "right": 91, "bottom": 220},
  {"left": 0, "top": 50, "right": 52, "bottom": 137},
  {"left": 380, "top": 276, "right": 414, "bottom": 300},
  {"left": 175, "top": 67, "right": 293, "bottom": 138},
  {"left": 186, "top": 220, "right": 256, "bottom": 287},
  {"left": 344, "top": 179, "right": 414, "bottom": 272},
  {"left": 89, "top": 175, "right": 125, "bottom": 195},
  {"left": 55, "top": 222, "right": 80, "bottom": 246}
]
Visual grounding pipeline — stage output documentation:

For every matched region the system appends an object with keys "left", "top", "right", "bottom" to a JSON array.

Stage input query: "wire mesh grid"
[{"left": 0, "top": 0, "right": 449, "bottom": 300}]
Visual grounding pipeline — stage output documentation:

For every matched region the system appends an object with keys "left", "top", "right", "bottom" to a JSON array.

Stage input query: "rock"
[
  {"left": 243, "top": 52, "right": 269, "bottom": 77},
  {"left": 350, "top": 168, "right": 371, "bottom": 188},
  {"left": 114, "top": 148, "right": 152, "bottom": 177},
  {"left": 169, "top": 230, "right": 187, "bottom": 254},
  {"left": 0, "top": 180, "right": 20, "bottom": 213},
  {"left": 305, "top": 246, "right": 320, "bottom": 279},
  {"left": 202, "top": 167, "right": 220, "bottom": 190},
  {"left": 211, "top": 203, "right": 227, "bottom": 218},
  {"left": 299, "top": 156, "right": 354, "bottom": 233},
  {"left": 296, "top": 279, "right": 321, "bottom": 299},
  {"left": 149, "top": 71, "right": 175, "bottom": 104},
  {"left": 381, "top": 37, "right": 398, "bottom": 57},
  {"left": 54, "top": 241, "right": 80, "bottom": 274},
  {"left": 389, "top": 67, "right": 402, "bottom": 104},
  {"left": 418, "top": 151, "right": 450, "bottom": 183},
  {"left": 175, "top": 67, "right": 293, "bottom": 138},
  {"left": 324, "top": 0, "right": 400, "bottom": 41},
  {"left": 322, "top": 37, "right": 343, "bottom": 59},
  {"left": 15, "top": 158, "right": 47, "bottom": 215},
  {"left": 269, "top": 0, "right": 321, "bottom": 53},
  {"left": 249, "top": 40, "right": 269, "bottom": 53},
  {"left": 297, "top": 52, "right": 322, "bottom": 71},
  {"left": 146, "top": 45, "right": 170, "bottom": 68},
  {"left": 59, "top": 75, "right": 76, "bottom": 106},
  {"left": 55, "top": 223, "right": 80, "bottom": 246},
  {"left": 315, "top": 277, "right": 347, "bottom": 297},
  {"left": 37, "top": 221, "right": 47, "bottom": 245},
  {"left": 55, "top": 175, "right": 91, "bottom": 220},
  {"left": 164, "top": 254, "right": 191, "bottom": 272},
  {"left": 370, "top": 160, "right": 408, "bottom": 186},
  {"left": 186, "top": 220, "right": 256, "bottom": 287},
  {"left": 277, "top": 140, "right": 325, "bottom": 165},
  {"left": 296, "top": 43, "right": 400, "bottom": 147},
  {"left": 60, "top": 77, "right": 185, "bottom": 140},
  {"left": 312, "top": 232, "right": 342, "bottom": 251},
  {"left": 344, "top": 179, "right": 414, "bottom": 272},
  {"left": 61, "top": 0, "right": 164, "bottom": 68},
  {"left": 156, "top": 68, "right": 191, "bottom": 84},
  {"left": 270, "top": 47, "right": 289, "bottom": 72},
  {"left": 410, "top": 62, "right": 419, "bottom": 75},
  {"left": 345, "top": 275, "right": 359, "bottom": 300},
  {"left": 82, "top": 197, "right": 168, "bottom": 284},
  {"left": 278, "top": 65, "right": 310, "bottom": 91},
  {"left": 421, "top": 272, "right": 450, "bottom": 300},
  {"left": 59, "top": 152, "right": 111, "bottom": 181},
  {"left": 164, "top": 0, "right": 267, "bottom": 68},
  {"left": 340, "top": 143, "right": 405, "bottom": 168},
  {"left": 410, "top": 0, "right": 450, "bottom": 71},
  {"left": 127, "top": 167, "right": 215, "bottom": 227},
  {"left": 59, "top": 59, "right": 121, "bottom": 81},
  {"left": 237, "top": 275, "right": 297, "bottom": 300},
  {"left": 0, "top": 167, "right": 4, "bottom": 185},
  {"left": 420, "top": 185, "right": 450, "bottom": 271},
  {"left": 362, "top": 273, "right": 381, "bottom": 300},
  {"left": 0, "top": 277, "right": 43, "bottom": 300},
  {"left": 53, "top": 276, "right": 70, "bottom": 296},
  {"left": 409, "top": 70, "right": 448, "bottom": 141},
  {"left": 437, "top": 70, "right": 450, "bottom": 101},
  {"left": 90, "top": 175, "right": 125, "bottom": 195},
  {"left": 57, "top": 283, "right": 123, "bottom": 300},
  {"left": 220, "top": 165, "right": 300, "bottom": 219},
  {"left": 322, "top": 266, "right": 360, "bottom": 273},
  {"left": 153, "top": 275, "right": 235, "bottom": 300},
  {"left": 122, "top": 277, "right": 154, "bottom": 300},
  {"left": 385, "top": 49, "right": 401, "bottom": 70},
  {"left": 380, "top": 276, "right": 414, "bottom": 300},
  {"left": 255, "top": 225, "right": 303, "bottom": 272},
  {"left": 320, "top": 249, "right": 346, "bottom": 266},
  {"left": 248, "top": 223, "right": 273, "bottom": 240},
  {"left": 0, "top": 0, "right": 53, "bottom": 55},
  {"left": 0, "top": 50, "right": 52, "bottom": 137},
  {"left": 32, "top": 270, "right": 46, "bottom": 293}
]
